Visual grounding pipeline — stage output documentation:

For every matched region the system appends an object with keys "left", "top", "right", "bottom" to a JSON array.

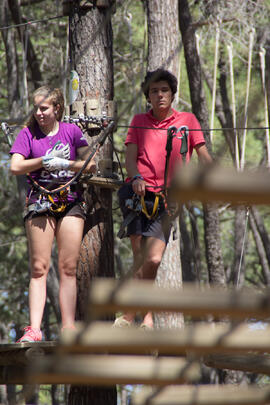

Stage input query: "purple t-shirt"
[{"left": 10, "top": 122, "right": 88, "bottom": 204}]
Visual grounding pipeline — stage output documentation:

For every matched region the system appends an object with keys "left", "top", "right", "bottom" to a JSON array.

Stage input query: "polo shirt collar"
[{"left": 146, "top": 108, "right": 178, "bottom": 127}]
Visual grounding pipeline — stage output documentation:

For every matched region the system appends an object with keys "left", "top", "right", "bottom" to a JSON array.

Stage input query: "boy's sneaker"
[{"left": 17, "top": 326, "right": 42, "bottom": 343}]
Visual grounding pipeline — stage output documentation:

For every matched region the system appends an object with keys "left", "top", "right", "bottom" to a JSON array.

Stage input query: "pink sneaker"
[{"left": 17, "top": 326, "right": 42, "bottom": 343}]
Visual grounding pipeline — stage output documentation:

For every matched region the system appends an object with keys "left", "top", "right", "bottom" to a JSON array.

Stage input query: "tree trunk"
[
  {"left": 230, "top": 206, "right": 248, "bottom": 287},
  {"left": 249, "top": 210, "right": 270, "bottom": 286},
  {"left": 145, "top": 0, "right": 183, "bottom": 329},
  {"left": 68, "top": 2, "right": 116, "bottom": 404},
  {"left": 178, "top": 0, "right": 225, "bottom": 287},
  {"left": 146, "top": 0, "right": 180, "bottom": 74}
]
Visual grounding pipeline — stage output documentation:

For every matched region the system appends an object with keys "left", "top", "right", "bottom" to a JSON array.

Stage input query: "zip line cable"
[{"left": 0, "top": 15, "right": 65, "bottom": 31}]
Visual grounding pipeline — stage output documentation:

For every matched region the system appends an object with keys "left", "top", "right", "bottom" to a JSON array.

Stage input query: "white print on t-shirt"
[
  {"left": 40, "top": 169, "right": 75, "bottom": 179},
  {"left": 45, "top": 141, "right": 71, "bottom": 160}
]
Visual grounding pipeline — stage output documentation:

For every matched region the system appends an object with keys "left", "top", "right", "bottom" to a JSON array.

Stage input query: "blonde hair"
[{"left": 26, "top": 86, "right": 65, "bottom": 129}]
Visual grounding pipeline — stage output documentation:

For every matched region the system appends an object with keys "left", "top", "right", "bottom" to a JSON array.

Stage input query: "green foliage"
[{"left": 1, "top": 0, "right": 270, "bottom": 400}]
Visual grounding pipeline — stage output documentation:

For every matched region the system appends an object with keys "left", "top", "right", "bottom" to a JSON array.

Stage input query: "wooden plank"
[
  {"left": 59, "top": 321, "right": 270, "bottom": 355},
  {"left": 170, "top": 164, "right": 270, "bottom": 205},
  {"left": 88, "top": 278, "right": 270, "bottom": 320},
  {"left": 0, "top": 342, "right": 58, "bottom": 384},
  {"left": 82, "top": 175, "right": 123, "bottom": 189},
  {"left": 203, "top": 353, "right": 270, "bottom": 375},
  {"left": 132, "top": 384, "right": 270, "bottom": 405},
  {"left": 0, "top": 341, "right": 57, "bottom": 366},
  {"left": 0, "top": 365, "right": 29, "bottom": 384},
  {"left": 28, "top": 354, "right": 200, "bottom": 386}
]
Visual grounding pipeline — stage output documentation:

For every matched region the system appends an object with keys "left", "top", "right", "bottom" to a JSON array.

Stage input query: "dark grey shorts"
[
  {"left": 118, "top": 184, "right": 171, "bottom": 243},
  {"left": 24, "top": 201, "right": 86, "bottom": 222},
  {"left": 126, "top": 211, "right": 171, "bottom": 243}
]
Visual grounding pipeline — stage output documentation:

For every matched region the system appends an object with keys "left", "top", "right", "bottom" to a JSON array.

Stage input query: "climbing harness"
[
  {"left": 141, "top": 194, "right": 159, "bottom": 220},
  {"left": 164, "top": 125, "right": 189, "bottom": 194},
  {"left": 118, "top": 125, "right": 189, "bottom": 239},
  {"left": 1, "top": 119, "right": 115, "bottom": 216},
  {"left": 26, "top": 119, "right": 115, "bottom": 197}
]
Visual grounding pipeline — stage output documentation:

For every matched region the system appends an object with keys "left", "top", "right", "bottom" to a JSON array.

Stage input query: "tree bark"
[
  {"left": 146, "top": 0, "right": 180, "bottom": 73},
  {"left": 145, "top": 0, "right": 183, "bottom": 329},
  {"left": 231, "top": 206, "right": 247, "bottom": 287},
  {"left": 249, "top": 210, "right": 270, "bottom": 286},
  {"left": 68, "top": 2, "right": 116, "bottom": 404}
]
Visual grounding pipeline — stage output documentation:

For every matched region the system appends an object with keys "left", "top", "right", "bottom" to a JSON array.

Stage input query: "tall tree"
[
  {"left": 144, "top": 0, "right": 184, "bottom": 329},
  {"left": 178, "top": 0, "right": 226, "bottom": 286},
  {"left": 67, "top": 1, "right": 117, "bottom": 404}
]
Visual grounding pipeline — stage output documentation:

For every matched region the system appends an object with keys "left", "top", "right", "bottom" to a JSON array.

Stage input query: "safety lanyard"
[{"left": 141, "top": 194, "right": 160, "bottom": 220}]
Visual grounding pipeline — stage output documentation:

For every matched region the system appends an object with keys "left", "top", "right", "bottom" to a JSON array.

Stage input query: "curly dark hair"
[{"left": 141, "top": 68, "right": 178, "bottom": 99}]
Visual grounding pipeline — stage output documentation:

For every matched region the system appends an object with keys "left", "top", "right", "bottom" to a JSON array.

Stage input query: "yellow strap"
[
  {"left": 47, "top": 194, "right": 66, "bottom": 213},
  {"left": 141, "top": 195, "right": 159, "bottom": 220}
]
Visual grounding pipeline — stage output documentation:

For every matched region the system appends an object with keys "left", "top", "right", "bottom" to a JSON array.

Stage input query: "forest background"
[{"left": 0, "top": 0, "right": 270, "bottom": 404}]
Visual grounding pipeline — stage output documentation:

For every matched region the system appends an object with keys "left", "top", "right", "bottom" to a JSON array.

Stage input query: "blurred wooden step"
[
  {"left": 132, "top": 384, "right": 270, "bottom": 405},
  {"left": 29, "top": 354, "right": 200, "bottom": 386},
  {"left": 88, "top": 278, "right": 270, "bottom": 320},
  {"left": 171, "top": 164, "right": 270, "bottom": 205},
  {"left": 203, "top": 353, "right": 270, "bottom": 375},
  {"left": 59, "top": 321, "right": 270, "bottom": 355}
]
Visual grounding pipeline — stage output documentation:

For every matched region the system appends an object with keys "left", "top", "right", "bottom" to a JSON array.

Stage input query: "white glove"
[
  {"left": 42, "top": 156, "right": 70, "bottom": 171},
  {"left": 49, "top": 142, "right": 70, "bottom": 160}
]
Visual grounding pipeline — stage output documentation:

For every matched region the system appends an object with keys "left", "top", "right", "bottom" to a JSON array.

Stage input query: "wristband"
[{"left": 132, "top": 174, "right": 144, "bottom": 182}]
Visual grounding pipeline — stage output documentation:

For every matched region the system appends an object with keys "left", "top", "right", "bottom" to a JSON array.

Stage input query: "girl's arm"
[{"left": 10, "top": 153, "right": 43, "bottom": 175}]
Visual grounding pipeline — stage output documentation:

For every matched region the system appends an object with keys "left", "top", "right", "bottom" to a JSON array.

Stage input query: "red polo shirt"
[{"left": 125, "top": 108, "right": 205, "bottom": 192}]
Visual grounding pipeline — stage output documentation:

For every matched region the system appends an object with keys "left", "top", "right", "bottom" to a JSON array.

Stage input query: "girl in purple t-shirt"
[{"left": 10, "top": 85, "right": 96, "bottom": 342}]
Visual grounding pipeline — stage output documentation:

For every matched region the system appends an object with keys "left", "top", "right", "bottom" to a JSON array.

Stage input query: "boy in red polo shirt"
[{"left": 116, "top": 68, "right": 212, "bottom": 329}]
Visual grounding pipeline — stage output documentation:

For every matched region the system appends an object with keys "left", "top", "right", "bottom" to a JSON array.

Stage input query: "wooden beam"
[
  {"left": 59, "top": 321, "right": 270, "bottom": 355},
  {"left": 82, "top": 175, "right": 123, "bottom": 189},
  {"left": 132, "top": 384, "right": 270, "bottom": 405},
  {"left": 170, "top": 165, "right": 270, "bottom": 205},
  {"left": 28, "top": 354, "right": 200, "bottom": 386},
  {"left": 0, "top": 342, "right": 57, "bottom": 384},
  {"left": 87, "top": 278, "right": 270, "bottom": 320},
  {"left": 203, "top": 353, "right": 270, "bottom": 375},
  {"left": 0, "top": 341, "right": 57, "bottom": 366}
]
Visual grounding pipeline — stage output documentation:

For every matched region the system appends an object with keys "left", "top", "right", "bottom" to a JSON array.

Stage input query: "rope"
[
  {"left": 0, "top": 15, "right": 64, "bottom": 31},
  {"left": 259, "top": 46, "right": 270, "bottom": 168},
  {"left": 210, "top": 24, "right": 220, "bottom": 142},
  {"left": 227, "top": 42, "right": 240, "bottom": 170},
  {"left": 236, "top": 208, "right": 249, "bottom": 289},
  {"left": 240, "top": 28, "right": 255, "bottom": 171}
]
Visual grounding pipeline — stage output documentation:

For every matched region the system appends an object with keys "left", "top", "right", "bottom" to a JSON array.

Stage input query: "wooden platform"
[{"left": 0, "top": 342, "right": 57, "bottom": 384}]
